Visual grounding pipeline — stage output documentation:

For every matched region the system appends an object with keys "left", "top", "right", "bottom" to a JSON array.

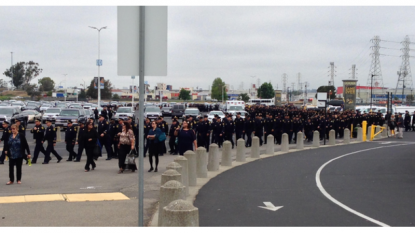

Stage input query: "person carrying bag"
[{"left": 117, "top": 122, "right": 136, "bottom": 174}]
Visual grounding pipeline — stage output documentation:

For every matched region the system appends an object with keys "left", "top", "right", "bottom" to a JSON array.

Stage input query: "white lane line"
[{"left": 315, "top": 144, "right": 408, "bottom": 227}]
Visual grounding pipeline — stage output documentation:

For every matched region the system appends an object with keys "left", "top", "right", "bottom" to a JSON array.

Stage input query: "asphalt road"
[{"left": 194, "top": 132, "right": 415, "bottom": 226}]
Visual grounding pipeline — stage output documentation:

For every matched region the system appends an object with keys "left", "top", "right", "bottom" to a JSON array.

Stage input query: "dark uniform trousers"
[
  {"left": 245, "top": 131, "right": 252, "bottom": 147},
  {"left": 45, "top": 141, "right": 62, "bottom": 163},
  {"left": 235, "top": 130, "right": 243, "bottom": 146},
  {"left": 0, "top": 140, "right": 8, "bottom": 162},
  {"left": 66, "top": 141, "right": 77, "bottom": 160},
  {"left": 169, "top": 136, "right": 177, "bottom": 154},
  {"left": 99, "top": 135, "right": 113, "bottom": 159},
  {"left": 205, "top": 133, "right": 210, "bottom": 152},
  {"left": 76, "top": 143, "right": 85, "bottom": 161},
  {"left": 33, "top": 140, "right": 47, "bottom": 163},
  {"left": 225, "top": 133, "right": 234, "bottom": 148}
]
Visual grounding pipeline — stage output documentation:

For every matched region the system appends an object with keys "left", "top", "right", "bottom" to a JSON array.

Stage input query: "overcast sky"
[{"left": 0, "top": 6, "right": 414, "bottom": 92}]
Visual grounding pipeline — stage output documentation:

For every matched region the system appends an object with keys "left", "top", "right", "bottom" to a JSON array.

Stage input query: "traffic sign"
[{"left": 96, "top": 59, "right": 103, "bottom": 66}]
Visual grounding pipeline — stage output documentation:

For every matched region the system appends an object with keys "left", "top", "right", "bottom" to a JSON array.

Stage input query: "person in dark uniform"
[
  {"left": 244, "top": 115, "right": 254, "bottom": 147},
  {"left": 94, "top": 108, "right": 99, "bottom": 120},
  {"left": 101, "top": 107, "right": 108, "bottom": 120},
  {"left": 98, "top": 115, "right": 113, "bottom": 160},
  {"left": 168, "top": 120, "right": 179, "bottom": 155},
  {"left": 0, "top": 121, "right": 11, "bottom": 164},
  {"left": 43, "top": 119, "right": 62, "bottom": 164},
  {"left": 254, "top": 113, "right": 264, "bottom": 146},
  {"left": 304, "top": 118, "right": 314, "bottom": 142},
  {"left": 65, "top": 120, "right": 78, "bottom": 161},
  {"left": 109, "top": 118, "right": 120, "bottom": 159},
  {"left": 224, "top": 115, "right": 235, "bottom": 149},
  {"left": 30, "top": 119, "right": 46, "bottom": 164},
  {"left": 404, "top": 111, "right": 411, "bottom": 132},
  {"left": 274, "top": 114, "right": 282, "bottom": 145},
  {"left": 203, "top": 115, "right": 211, "bottom": 152},
  {"left": 234, "top": 112, "right": 244, "bottom": 145},
  {"left": 75, "top": 120, "right": 86, "bottom": 162},
  {"left": 282, "top": 115, "right": 293, "bottom": 144},
  {"left": 214, "top": 116, "right": 224, "bottom": 148},
  {"left": 264, "top": 113, "right": 273, "bottom": 144},
  {"left": 196, "top": 116, "right": 205, "bottom": 149},
  {"left": 108, "top": 107, "right": 113, "bottom": 120}
]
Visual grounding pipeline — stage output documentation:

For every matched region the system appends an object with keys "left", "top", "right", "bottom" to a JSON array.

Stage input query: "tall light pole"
[
  {"left": 222, "top": 84, "right": 226, "bottom": 104},
  {"left": 89, "top": 26, "right": 107, "bottom": 107},
  {"left": 10, "top": 52, "right": 13, "bottom": 90},
  {"left": 63, "top": 74, "right": 68, "bottom": 103}
]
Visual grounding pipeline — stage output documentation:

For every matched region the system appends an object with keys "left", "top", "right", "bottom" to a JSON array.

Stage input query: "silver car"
[
  {"left": 144, "top": 106, "right": 161, "bottom": 120},
  {"left": 42, "top": 108, "right": 62, "bottom": 123},
  {"left": 116, "top": 107, "right": 135, "bottom": 120}
]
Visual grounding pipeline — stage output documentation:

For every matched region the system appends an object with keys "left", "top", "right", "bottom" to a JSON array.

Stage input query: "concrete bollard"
[
  {"left": 375, "top": 126, "right": 381, "bottom": 139},
  {"left": 56, "top": 126, "right": 62, "bottom": 142},
  {"left": 196, "top": 147, "right": 207, "bottom": 178},
  {"left": 166, "top": 162, "right": 182, "bottom": 175},
  {"left": 343, "top": 129, "right": 350, "bottom": 144},
  {"left": 313, "top": 131, "right": 320, "bottom": 147},
  {"left": 183, "top": 151, "right": 197, "bottom": 186},
  {"left": 357, "top": 127, "right": 363, "bottom": 141},
  {"left": 296, "top": 132, "right": 304, "bottom": 149},
  {"left": 174, "top": 156, "right": 189, "bottom": 196},
  {"left": 382, "top": 124, "right": 387, "bottom": 137},
  {"left": 266, "top": 135, "right": 274, "bottom": 155},
  {"left": 221, "top": 141, "right": 233, "bottom": 166},
  {"left": 329, "top": 130, "right": 335, "bottom": 145},
  {"left": 366, "top": 126, "right": 372, "bottom": 141},
  {"left": 236, "top": 139, "right": 246, "bottom": 162},
  {"left": 161, "top": 169, "right": 182, "bottom": 186},
  {"left": 207, "top": 143, "right": 219, "bottom": 171},
  {"left": 158, "top": 180, "right": 186, "bottom": 226},
  {"left": 281, "top": 133, "right": 289, "bottom": 152},
  {"left": 251, "top": 136, "right": 260, "bottom": 158},
  {"left": 161, "top": 199, "right": 199, "bottom": 227}
]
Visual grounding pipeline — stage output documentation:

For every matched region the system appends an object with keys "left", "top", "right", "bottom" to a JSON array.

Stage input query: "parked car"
[
  {"left": 0, "top": 107, "right": 20, "bottom": 127},
  {"left": 40, "top": 104, "right": 52, "bottom": 112},
  {"left": 41, "top": 108, "right": 62, "bottom": 123},
  {"left": 144, "top": 106, "right": 161, "bottom": 120},
  {"left": 116, "top": 107, "right": 135, "bottom": 120},
  {"left": 17, "top": 110, "right": 42, "bottom": 123},
  {"left": 11, "top": 102, "right": 25, "bottom": 111},
  {"left": 55, "top": 109, "right": 88, "bottom": 127},
  {"left": 161, "top": 107, "right": 172, "bottom": 117},
  {"left": 24, "top": 102, "right": 41, "bottom": 112},
  {"left": 171, "top": 104, "right": 186, "bottom": 119},
  {"left": 207, "top": 111, "right": 225, "bottom": 123},
  {"left": 183, "top": 108, "right": 200, "bottom": 119},
  {"left": 69, "top": 103, "right": 83, "bottom": 109}
]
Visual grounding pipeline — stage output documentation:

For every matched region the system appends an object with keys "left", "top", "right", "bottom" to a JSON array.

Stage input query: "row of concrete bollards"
[{"left": 156, "top": 126, "right": 385, "bottom": 226}]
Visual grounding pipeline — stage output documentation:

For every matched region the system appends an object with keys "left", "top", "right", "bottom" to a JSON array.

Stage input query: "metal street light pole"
[
  {"left": 89, "top": 26, "right": 107, "bottom": 107},
  {"left": 10, "top": 52, "right": 13, "bottom": 90},
  {"left": 63, "top": 74, "right": 68, "bottom": 103},
  {"left": 222, "top": 84, "right": 226, "bottom": 104}
]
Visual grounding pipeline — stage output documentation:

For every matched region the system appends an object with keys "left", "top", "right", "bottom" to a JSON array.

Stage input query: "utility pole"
[
  {"left": 63, "top": 74, "right": 68, "bottom": 103},
  {"left": 282, "top": 73, "right": 287, "bottom": 94},
  {"left": 89, "top": 26, "right": 107, "bottom": 107},
  {"left": 11, "top": 52, "right": 13, "bottom": 90}
]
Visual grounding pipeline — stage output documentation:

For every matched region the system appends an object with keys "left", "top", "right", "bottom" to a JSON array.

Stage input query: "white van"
[{"left": 392, "top": 106, "right": 415, "bottom": 115}]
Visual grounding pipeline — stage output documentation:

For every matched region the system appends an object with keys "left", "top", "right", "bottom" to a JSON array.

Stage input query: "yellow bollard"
[
  {"left": 370, "top": 124, "right": 375, "bottom": 141},
  {"left": 362, "top": 121, "right": 367, "bottom": 141},
  {"left": 351, "top": 124, "right": 353, "bottom": 139}
]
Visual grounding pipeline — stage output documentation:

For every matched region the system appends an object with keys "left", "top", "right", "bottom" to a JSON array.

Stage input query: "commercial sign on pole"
[
  {"left": 274, "top": 90, "right": 282, "bottom": 106},
  {"left": 117, "top": 6, "right": 167, "bottom": 76},
  {"left": 94, "top": 77, "right": 104, "bottom": 89},
  {"left": 342, "top": 79, "right": 357, "bottom": 111},
  {"left": 317, "top": 92, "right": 327, "bottom": 108}
]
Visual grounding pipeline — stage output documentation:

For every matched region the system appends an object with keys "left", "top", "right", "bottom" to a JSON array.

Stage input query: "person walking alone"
[
  {"left": 84, "top": 122, "right": 98, "bottom": 172},
  {"left": 5, "top": 124, "right": 31, "bottom": 185},
  {"left": 117, "top": 122, "right": 136, "bottom": 174},
  {"left": 147, "top": 121, "right": 162, "bottom": 172}
]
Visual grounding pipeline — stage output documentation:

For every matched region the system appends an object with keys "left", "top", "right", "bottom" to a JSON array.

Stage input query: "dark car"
[
  {"left": 24, "top": 102, "right": 41, "bottom": 112},
  {"left": 161, "top": 107, "right": 172, "bottom": 116},
  {"left": 171, "top": 104, "right": 185, "bottom": 119},
  {"left": 55, "top": 109, "right": 88, "bottom": 127},
  {"left": 0, "top": 107, "right": 24, "bottom": 128}
]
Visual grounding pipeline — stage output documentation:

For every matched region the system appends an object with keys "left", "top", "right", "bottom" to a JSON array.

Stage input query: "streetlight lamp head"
[{"left": 89, "top": 26, "right": 97, "bottom": 29}]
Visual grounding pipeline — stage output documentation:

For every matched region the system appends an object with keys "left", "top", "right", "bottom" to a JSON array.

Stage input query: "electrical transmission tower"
[
  {"left": 282, "top": 73, "right": 287, "bottom": 94},
  {"left": 297, "top": 73, "right": 302, "bottom": 95},
  {"left": 395, "top": 35, "right": 413, "bottom": 99},
  {"left": 328, "top": 62, "right": 336, "bottom": 86},
  {"left": 350, "top": 64, "right": 357, "bottom": 79},
  {"left": 367, "top": 35, "right": 384, "bottom": 97},
  {"left": 291, "top": 82, "right": 295, "bottom": 93}
]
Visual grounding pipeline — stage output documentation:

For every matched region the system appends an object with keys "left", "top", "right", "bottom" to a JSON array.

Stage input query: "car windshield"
[
  {"left": 209, "top": 111, "right": 224, "bottom": 116},
  {"left": 145, "top": 108, "right": 160, "bottom": 112},
  {"left": 0, "top": 108, "right": 14, "bottom": 114},
  {"left": 27, "top": 103, "right": 37, "bottom": 106},
  {"left": 185, "top": 109, "right": 199, "bottom": 114},
  {"left": 117, "top": 108, "right": 132, "bottom": 113},
  {"left": 12, "top": 103, "right": 23, "bottom": 106},
  {"left": 42, "top": 104, "right": 51, "bottom": 107},
  {"left": 46, "top": 109, "right": 61, "bottom": 113},
  {"left": 59, "top": 110, "right": 80, "bottom": 117},
  {"left": 229, "top": 106, "right": 244, "bottom": 110},
  {"left": 162, "top": 107, "right": 171, "bottom": 110},
  {"left": 22, "top": 111, "right": 37, "bottom": 115}
]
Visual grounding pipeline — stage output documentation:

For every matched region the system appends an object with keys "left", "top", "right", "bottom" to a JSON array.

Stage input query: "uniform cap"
[
  {"left": 35, "top": 119, "right": 40, "bottom": 122},
  {"left": 45, "top": 119, "right": 52, "bottom": 123},
  {"left": 204, "top": 115, "right": 208, "bottom": 118},
  {"left": 3, "top": 120, "right": 10, "bottom": 125},
  {"left": 67, "top": 120, "right": 73, "bottom": 124}
]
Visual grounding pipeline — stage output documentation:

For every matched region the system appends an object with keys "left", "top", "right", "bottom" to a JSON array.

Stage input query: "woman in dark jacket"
[
  {"left": 147, "top": 121, "right": 161, "bottom": 172},
  {"left": 174, "top": 121, "right": 197, "bottom": 155},
  {"left": 84, "top": 122, "right": 98, "bottom": 172},
  {"left": 5, "top": 124, "right": 31, "bottom": 185}
]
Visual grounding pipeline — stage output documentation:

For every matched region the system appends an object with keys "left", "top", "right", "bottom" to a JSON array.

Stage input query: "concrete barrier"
[
  {"left": 207, "top": 143, "right": 219, "bottom": 171},
  {"left": 366, "top": 126, "right": 372, "bottom": 141},
  {"left": 236, "top": 139, "right": 245, "bottom": 162},
  {"left": 313, "top": 131, "right": 320, "bottom": 148},
  {"left": 357, "top": 127, "right": 363, "bottom": 141},
  {"left": 183, "top": 151, "right": 197, "bottom": 186},
  {"left": 161, "top": 199, "right": 199, "bottom": 227},
  {"left": 56, "top": 127, "right": 62, "bottom": 142},
  {"left": 344, "top": 128, "right": 350, "bottom": 144},
  {"left": 221, "top": 141, "right": 232, "bottom": 166},
  {"left": 174, "top": 156, "right": 189, "bottom": 196},
  {"left": 296, "top": 132, "right": 304, "bottom": 149},
  {"left": 382, "top": 124, "right": 387, "bottom": 137},
  {"left": 266, "top": 135, "right": 274, "bottom": 155},
  {"left": 251, "top": 136, "right": 260, "bottom": 158},
  {"left": 196, "top": 147, "right": 207, "bottom": 178},
  {"left": 166, "top": 162, "right": 182, "bottom": 175},
  {"left": 281, "top": 133, "right": 289, "bottom": 152},
  {"left": 329, "top": 130, "right": 335, "bottom": 145},
  {"left": 158, "top": 180, "right": 186, "bottom": 226},
  {"left": 161, "top": 169, "right": 182, "bottom": 186}
]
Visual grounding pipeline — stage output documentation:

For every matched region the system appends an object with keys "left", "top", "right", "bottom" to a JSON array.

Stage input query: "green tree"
[
  {"left": 257, "top": 82, "right": 274, "bottom": 99},
  {"left": 79, "top": 89, "right": 86, "bottom": 99},
  {"left": 211, "top": 77, "right": 227, "bottom": 101},
  {"left": 238, "top": 93, "right": 250, "bottom": 102},
  {"left": 38, "top": 77, "right": 55, "bottom": 91},
  {"left": 406, "top": 94, "right": 414, "bottom": 103},
  {"left": 47, "top": 91, "right": 52, "bottom": 96},
  {"left": 22, "top": 83, "right": 41, "bottom": 99},
  {"left": 3, "top": 61, "right": 43, "bottom": 89},
  {"left": 112, "top": 94, "right": 120, "bottom": 101},
  {"left": 179, "top": 88, "right": 191, "bottom": 100},
  {"left": 86, "top": 78, "right": 113, "bottom": 99},
  {"left": 315, "top": 86, "right": 336, "bottom": 99}
]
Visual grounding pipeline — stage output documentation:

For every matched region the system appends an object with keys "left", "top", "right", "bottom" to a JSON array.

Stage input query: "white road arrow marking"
[{"left": 258, "top": 202, "right": 283, "bottom": 211}]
